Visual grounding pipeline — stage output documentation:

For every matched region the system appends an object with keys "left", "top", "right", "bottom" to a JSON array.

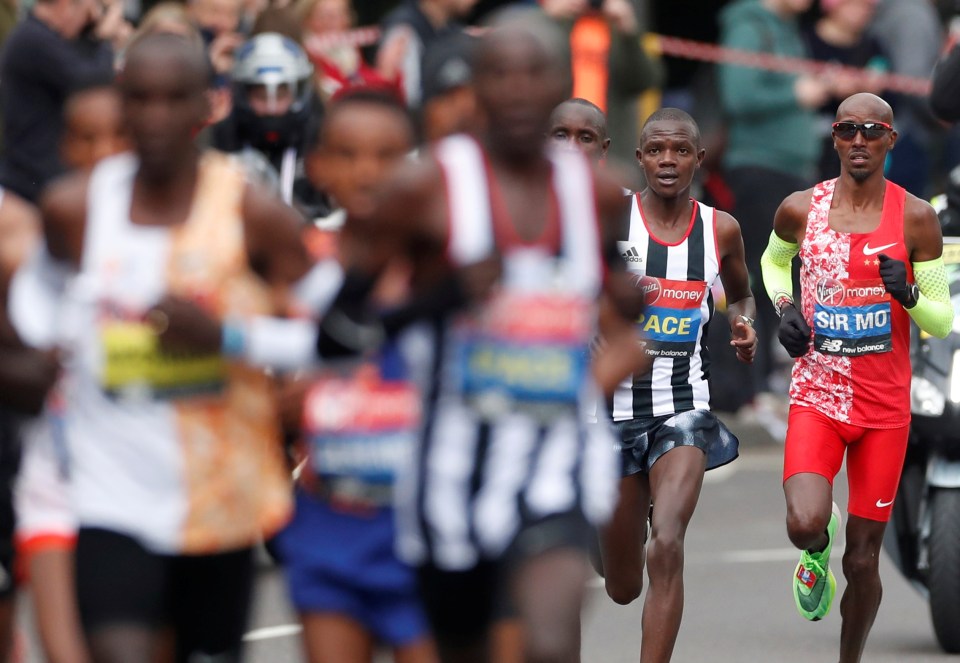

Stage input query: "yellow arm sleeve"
[
  {"left": 910, "top": 257, "right": 954, "bottom": 339},
  {"left": 760, "top": 231, "right": 799, "bottom": 314}
]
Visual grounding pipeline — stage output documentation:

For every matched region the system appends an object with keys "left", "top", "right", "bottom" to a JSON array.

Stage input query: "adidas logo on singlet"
[{"left": 621, "top": 246, "right": 643, "bottom": 263}]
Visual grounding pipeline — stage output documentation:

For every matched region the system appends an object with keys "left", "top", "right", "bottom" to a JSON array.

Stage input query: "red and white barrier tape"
[{"left": 303, "top": 25, "right": 933, "bottom": 97}]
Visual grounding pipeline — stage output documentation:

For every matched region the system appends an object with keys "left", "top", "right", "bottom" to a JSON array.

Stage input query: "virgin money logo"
[
  {"left": 633, "top": 275, "right": 662, "bottom": 306},
  {"left": 816, "top": 277, "right": 845, "bottom": 306}
]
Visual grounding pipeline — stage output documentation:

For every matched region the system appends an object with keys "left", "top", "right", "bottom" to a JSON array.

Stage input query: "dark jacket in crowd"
[{"left": 0, "top": 14, "right": 113, "bottom": 203}]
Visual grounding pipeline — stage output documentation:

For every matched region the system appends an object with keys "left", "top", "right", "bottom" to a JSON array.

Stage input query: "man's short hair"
[{"left": 641, "top": 107, "right": 701, "bottom": 147}]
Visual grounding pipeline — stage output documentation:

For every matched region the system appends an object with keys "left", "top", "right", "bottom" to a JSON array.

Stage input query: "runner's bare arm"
[
  {"left": 0, "top": 192, "right": 39, "bottom": 299},
  {"left": 593, "top": 293, "right": 649, "bottom": 397},
  {"left": 591, "top": 168, "right": 648, "bottom": 394},
  {"left": 716, "top": 211, "right": 757, "bottom": 364},
  {"left": 242, "top": 182, "right": 314, "bottom": 289},
  {"left": 595, "top": 169, "right": 643, "bottom": 322},
  {"left": 0, "top": 182, "right": 77, "bottom": 413},
  {"left": 39, "top": 173, "right": 89, "bottom": 268},
  {"left": 904, "top": 195, "right": 944, "bottom": 263}
]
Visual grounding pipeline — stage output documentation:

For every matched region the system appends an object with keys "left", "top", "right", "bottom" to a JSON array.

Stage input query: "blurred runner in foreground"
[
  {"left": 16, "top": 33, "right": 317, "bottom": 663},
  {"left": 315, "top": 9, "right": 646, "bottom": 662},
  {"left": 271, "top": 87, "right": 438, "bottom": 663}
]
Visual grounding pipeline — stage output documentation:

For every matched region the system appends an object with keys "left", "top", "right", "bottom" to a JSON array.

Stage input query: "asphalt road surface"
[{"left": 16, "top": 439, "right": 957, "bottom": 662}]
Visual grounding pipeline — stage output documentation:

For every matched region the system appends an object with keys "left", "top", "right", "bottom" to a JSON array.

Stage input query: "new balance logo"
[{"left": 621, "top": 246, "right": 643, "bottom": 263}]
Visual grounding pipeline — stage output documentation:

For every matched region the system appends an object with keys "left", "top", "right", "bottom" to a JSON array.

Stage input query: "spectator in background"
[
  {"left": 188, "top": 0, "right": 242, "bottom": 42},
  {"left": 419, "top": 31, "right": 477, "bottom": 142},
  {"left": 541, "top": 0, "right": 661, "bottom": 181},
  {"left": 931, "top": 39, "right": 960, "bottom": 122},
  {"left": 870, "top": 0, "right": 946, "bottom": 197},
  {"left": 0, "top": 0, "right": 129, "bottom": 204},
  {"left": 251, "top": 6, "right": 304, "bottom": 42},
  {"left": 297, "top": 0, "right": 392, "bottom": 101},
  {"left": 136, "top": 1, "right": 206, "bottom": 41},
  {"left": 803, "top": 0, "right": 889, "bottom": 181},
  {"left": 376, "top": 0, "right": 479, "bottom": 108},
  {"left": 717, "top": 0, "right": 829, "bottom": 416},
  {"left": 187, "top": 0, "right": 248, "bottom": 128}
]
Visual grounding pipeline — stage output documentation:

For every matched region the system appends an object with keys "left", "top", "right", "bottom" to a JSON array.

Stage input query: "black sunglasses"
[{"left": 832, "top": 121, "right": 893, "bottom": 141}]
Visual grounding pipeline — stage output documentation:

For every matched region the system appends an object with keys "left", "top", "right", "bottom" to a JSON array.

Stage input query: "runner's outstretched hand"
[{"left": 778, "top": 304, "right": 811, "bottom": 358}]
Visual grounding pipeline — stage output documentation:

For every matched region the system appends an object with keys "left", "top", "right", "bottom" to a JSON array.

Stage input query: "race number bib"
[
  {"left": 457, "top": 293, "right": 592, "bottom": 410},
  {"left": 303, "top": 372, "right": 419, "bottom": 507},
  {"left": 100, "top": 321, "right": 225, "bottom": 400},
  {"left": 813, "top": 277, "right": 892, "bottom": 356},
  {"left": 634, "top": 277, "right": 706, "bottom": 358}
]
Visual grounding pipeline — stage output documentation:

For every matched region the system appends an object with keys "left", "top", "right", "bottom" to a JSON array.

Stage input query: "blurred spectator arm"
[{"left": 931, "top": 43, "right": 960, "bottom": 122}]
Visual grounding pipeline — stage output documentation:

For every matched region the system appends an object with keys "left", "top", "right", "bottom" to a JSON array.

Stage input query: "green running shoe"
[{"left": 792, "top": 502, "right": 841, "bottom": 621}]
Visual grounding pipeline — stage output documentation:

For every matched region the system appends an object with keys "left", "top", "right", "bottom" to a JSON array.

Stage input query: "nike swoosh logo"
[
  {"left": 876, "top": 498, "right": 894, "bottom": 508},
  {"left": 863, "top": 242, "right": 897, "bottom": 256},
  {"left": 797, "top": 569, "right": 826, "bottom": 611}
]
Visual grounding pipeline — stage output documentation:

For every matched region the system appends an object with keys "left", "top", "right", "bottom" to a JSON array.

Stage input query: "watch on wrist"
[
  {"left": 774, "top": 292, "right": 794, "bottom": 318},
  {"left": 905, "top": 283, "right": 920, "bottom": 309},
  {"left": 737, "top": 314, "right": 755, "bottom": 327}
]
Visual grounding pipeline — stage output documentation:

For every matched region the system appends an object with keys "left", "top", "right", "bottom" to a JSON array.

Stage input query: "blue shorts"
[
  {"left": 272, "top": 491, "right": 430, "bottom": 646},
  {"left": 616, "top": 409, "right": 739, "bottom": 477}
]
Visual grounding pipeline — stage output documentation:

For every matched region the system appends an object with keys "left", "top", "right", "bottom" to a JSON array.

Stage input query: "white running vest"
[
  {"left": 62, "top": 152, "right": 291, "bottom": 555},
  {"left": 611, "top": 195, "right": 720, "bottom": 421}
]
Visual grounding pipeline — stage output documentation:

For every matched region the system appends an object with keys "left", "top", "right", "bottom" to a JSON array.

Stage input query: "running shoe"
[{"left": 792, "top": 502, "right": 842, "bottom": 621}]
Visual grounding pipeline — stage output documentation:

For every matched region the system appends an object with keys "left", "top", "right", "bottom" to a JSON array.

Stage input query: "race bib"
[
  {"left": 457, "top": 293, "right": 592, "bottom": 410},
  {"left": 634, "top": 277, "right": 706, "bottom": 358},
  {"left": 303, "top": 372, "right": 419, "bottom": 507},
  {"left": 813, "top": 277, "right": 892, "bottom": 356},
  {"left": 100, "top": 321, "right": 225, "bottom": 400}
]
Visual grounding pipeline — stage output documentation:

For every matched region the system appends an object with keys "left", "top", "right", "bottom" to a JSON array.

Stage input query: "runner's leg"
[
  {"left": 30, "top": 549, "right": 89, "bottom": 663},
  {"left": 512, "top": 547, "right": 590, "bottom": 663},
  {"left": 838, "top": 516, "right": 886, "bottom": 663},
  {"left": 75, "top": 529, "right": 166, "bottom": 663},
  {"left": 782, "top": 408, "right": 846, "bottom": 552},
  {"left": 600, "top": 473, "right": 651, "bottom": 605},
  {"left": 784, "top": 474, "right": 834, "bottom": 552},
  {"left": 639, "top": 446, "right": 706, "bottom": 663},
  {"left": 836, "top": 425, "right": 908, "bottom": 663},
  {"left": 301, "top": 614, "right": 374, "bottom": 663}
]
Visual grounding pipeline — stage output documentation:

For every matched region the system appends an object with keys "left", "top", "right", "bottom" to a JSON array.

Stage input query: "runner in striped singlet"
[
  {"left": 598, "top": 108, "right": 756, "bottom": 663},
  {"left": 315, "top": 10, "right": 647, "bottom": 662}
]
